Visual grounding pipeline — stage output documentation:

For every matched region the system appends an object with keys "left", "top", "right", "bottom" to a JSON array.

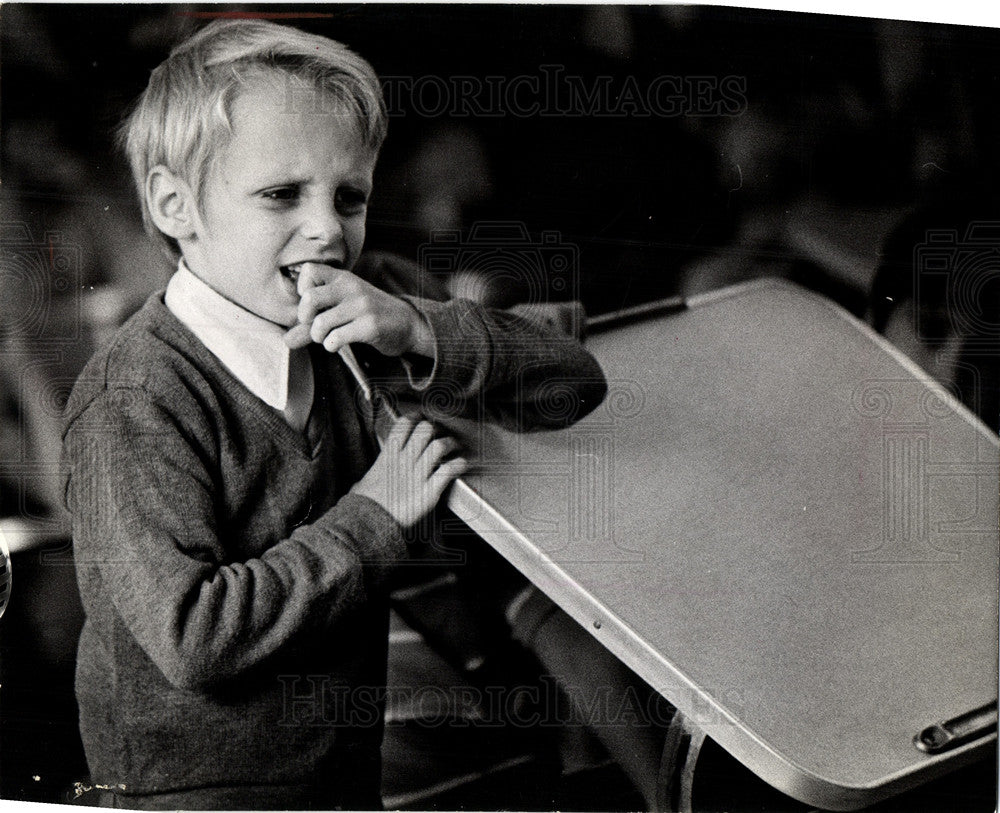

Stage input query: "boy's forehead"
[
  {"left": 232, "top": 73, "right": 361, "bottom": 130},
  {"left": 222, "top": 77, "right": 374, "bottom": 168}
]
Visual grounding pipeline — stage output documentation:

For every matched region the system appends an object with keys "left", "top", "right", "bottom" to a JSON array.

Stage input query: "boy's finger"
[
  {"left": 401, "top": 420, "right": 435, "bottom": 461},
  {"left": 286, "top": 307, "right": 353, "bottom": 349},
  {"left": 283, "top": 323, "right": 312, "bottom": 349},
  {"left": 419, "top": 436, "right": 460, "bottom": 468},
  {"left": 321, "top": 321, "right": 370, "bottom": 355},
  {"left": 311, "top": 301, "right": 362, "bottom": 345},
  {"left": 438, "top": 456, "right": 469, "bottom": 478},
  {"left": 427, "top": 457, "right": 469, "bottom": 499},
  {"left": 297, "top": 280, "right": 342, "bottom": 327},
  {"left": 296, "top": 264, "right": 359, "bottom": 328},
  {"left": 385, "top": 415, "right": 417, "bottom": 450},
  {"left": 296, "top": 262, "right": 338, "bottom": 296}
]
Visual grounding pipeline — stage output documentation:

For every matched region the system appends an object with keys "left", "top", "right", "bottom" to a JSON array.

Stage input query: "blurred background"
[{"left": 1, "top": 4, "right": 997, "bottom": 809}]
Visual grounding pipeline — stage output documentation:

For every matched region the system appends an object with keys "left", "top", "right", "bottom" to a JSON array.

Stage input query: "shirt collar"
[{"left": 164, "top": 260, "right": 293, "bottom": 411}]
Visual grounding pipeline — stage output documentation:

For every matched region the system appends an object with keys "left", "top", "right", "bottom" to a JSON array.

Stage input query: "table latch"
[{"left": 913, "top": 702, "right": 998, "bottom": 754}]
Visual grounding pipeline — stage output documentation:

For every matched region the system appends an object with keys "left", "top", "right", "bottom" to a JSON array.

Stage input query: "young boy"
[{"left": 61, "top": 19, "right": 605, "bottom": 810}]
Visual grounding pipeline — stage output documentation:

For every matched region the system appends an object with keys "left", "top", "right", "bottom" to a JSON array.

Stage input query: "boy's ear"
[{"left": 146, "top": 166, "right": 200, "bottom": 241}]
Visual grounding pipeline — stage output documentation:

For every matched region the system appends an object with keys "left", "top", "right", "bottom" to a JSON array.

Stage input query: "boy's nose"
[{"left": 300, "top": 200, "right": 344, "bottom": 243}]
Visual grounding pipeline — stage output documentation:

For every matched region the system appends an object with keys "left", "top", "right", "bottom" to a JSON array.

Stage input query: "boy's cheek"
[{"left": 348, "top": 226, "right": 367, "bottom": 271}]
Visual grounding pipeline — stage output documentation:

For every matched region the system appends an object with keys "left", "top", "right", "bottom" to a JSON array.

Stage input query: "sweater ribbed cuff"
[
  {"left": 397, "top": 296, "right": 437, "bottom": 390},
  {"left": 399, "top": 296, "right": 485, "bottom": 395},
  {"left": 323, "top": 492, "right": 408, "bottom": 568}
]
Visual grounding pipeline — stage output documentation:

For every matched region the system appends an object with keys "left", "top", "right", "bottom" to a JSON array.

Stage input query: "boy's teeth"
[{"left": 282, "top": 260, "right": 343, "bottom": 281}]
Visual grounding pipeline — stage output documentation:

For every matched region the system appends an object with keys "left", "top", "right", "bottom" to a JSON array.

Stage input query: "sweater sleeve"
[
  {"left": 351, "top": 250, "right": 607, "bottom": 430},
  {"left": 378, "top": 296, "right": 608, "bottom": 431},
  {"left": 63, "top": 385, "right": 406, "bottom": 692}
]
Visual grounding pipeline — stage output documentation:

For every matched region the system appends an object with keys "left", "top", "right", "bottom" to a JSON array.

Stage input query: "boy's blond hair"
[{"left": 121, "top": 19, "right": 387, "bottom": 261}]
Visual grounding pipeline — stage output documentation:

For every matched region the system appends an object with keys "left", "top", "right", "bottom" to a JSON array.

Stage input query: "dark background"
[{"left": 3, "top": 4, "right": 997, "bottom": 311}]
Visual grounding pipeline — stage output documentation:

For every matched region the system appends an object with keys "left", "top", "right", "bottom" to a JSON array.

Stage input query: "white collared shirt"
[{"left": 165, "top": 261, "right": 314, "bottom": 432}]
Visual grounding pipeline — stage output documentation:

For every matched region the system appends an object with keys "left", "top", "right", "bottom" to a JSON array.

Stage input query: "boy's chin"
[{"left": 254, "top": 303, "right": 299, "bottom": 329}]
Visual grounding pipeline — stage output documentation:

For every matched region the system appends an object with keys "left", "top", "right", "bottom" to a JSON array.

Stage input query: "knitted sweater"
[{"left": 61, "top": 264, "right": 606, "bottom": 806}]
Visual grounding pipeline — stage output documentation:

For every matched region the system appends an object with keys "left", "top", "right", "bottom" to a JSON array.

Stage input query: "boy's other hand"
[
  {"left": 350, "top": 417, "right": 468, "bottom": 529},
  {"left": 283, "top": 262, "right": 434, "bottom": 357}
]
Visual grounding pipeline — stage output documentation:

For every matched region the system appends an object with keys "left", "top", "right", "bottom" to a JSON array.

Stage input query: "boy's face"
[{"left": 184, "top": 76, "right": 377, "bottom": 327}]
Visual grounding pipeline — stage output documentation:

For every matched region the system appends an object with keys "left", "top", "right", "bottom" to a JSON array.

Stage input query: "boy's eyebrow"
[
  {"left": 249, "top": 174, "right": 373, "bottom": 194},
  {"left": 251, "top": 174, "right": 306, "bottom": 189},
  {"left": 347, "top": 178, "right": 374, "bottom": 195}
]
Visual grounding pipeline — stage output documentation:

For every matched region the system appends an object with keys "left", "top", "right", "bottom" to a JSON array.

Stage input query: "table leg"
[{"left": 656, "top": 710, "right": 707, "bottom": 813}]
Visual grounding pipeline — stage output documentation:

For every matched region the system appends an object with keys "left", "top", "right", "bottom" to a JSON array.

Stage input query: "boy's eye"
[
  {"left": 261, "top": 186, "right": 299, "bottom": 204},
  {"left": 336, "top": 188, "right": 369, "bottom": 215}
]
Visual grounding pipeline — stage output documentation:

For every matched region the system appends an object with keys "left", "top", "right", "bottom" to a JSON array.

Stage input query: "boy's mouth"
[{"left": 279, "top": 260, "right": 345, "bottom": 285}]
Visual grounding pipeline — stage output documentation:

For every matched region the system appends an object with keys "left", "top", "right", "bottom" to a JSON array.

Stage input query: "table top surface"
[{"left": 443, "top": 278, "right": 999, "bottom": 810}]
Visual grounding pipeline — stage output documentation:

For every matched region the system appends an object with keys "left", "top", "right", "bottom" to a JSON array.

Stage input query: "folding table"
[{"left": 441, "top": 278, "right": 998, "bottom": 810}]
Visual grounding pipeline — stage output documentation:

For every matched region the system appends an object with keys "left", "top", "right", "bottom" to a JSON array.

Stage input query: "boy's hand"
[
  {"left": 283, "top": 262, "right": 434, "bottom": 357},
  {"left": 350, "top": 417, "right": 468, "bottom": 529}
]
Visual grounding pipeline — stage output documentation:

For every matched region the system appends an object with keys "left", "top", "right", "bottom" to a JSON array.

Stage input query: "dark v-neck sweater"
[{"left": 61, "top": 263, "right": 606, "bottom": 807}]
